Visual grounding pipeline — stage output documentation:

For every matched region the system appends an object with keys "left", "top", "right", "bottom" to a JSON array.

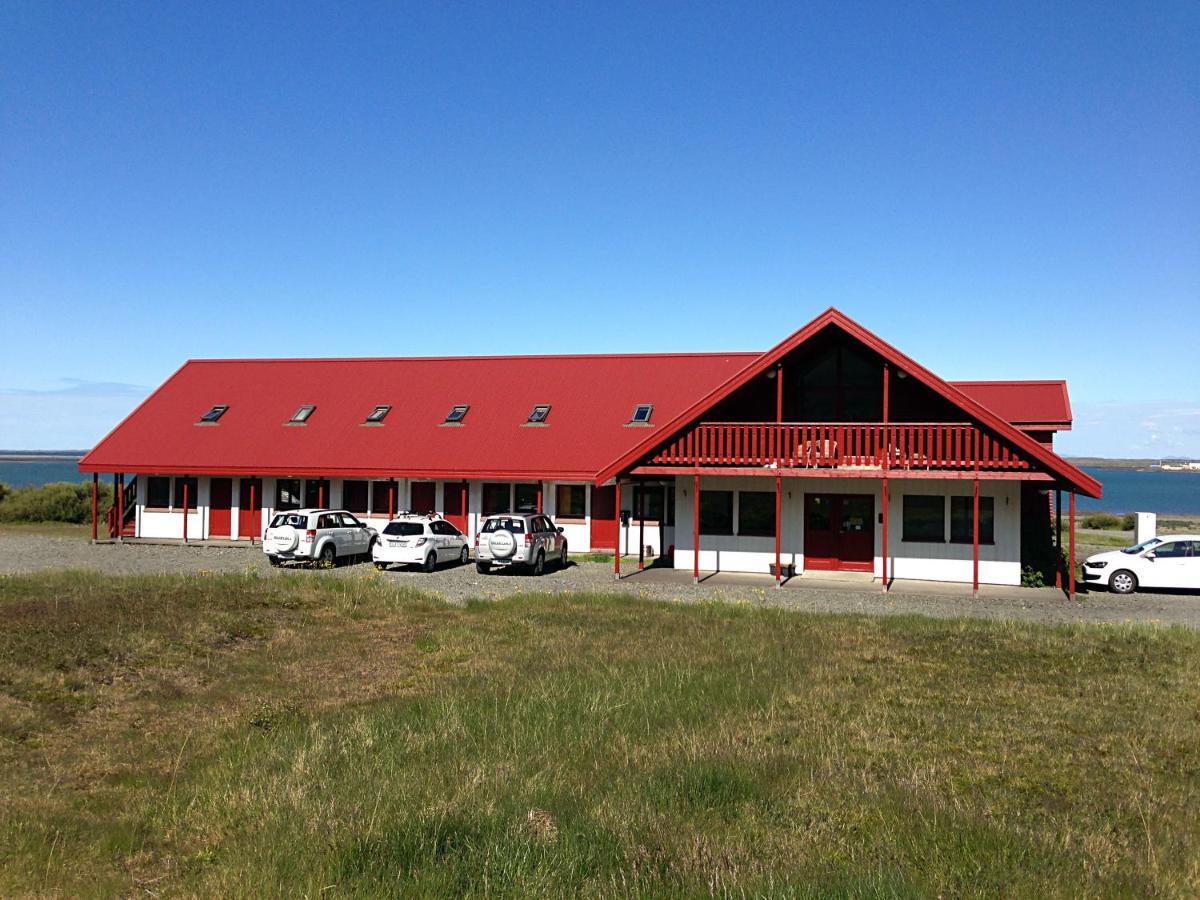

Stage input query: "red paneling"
[
  {"left": 238, "top": 478, "right": 261, "bottom": 539},
  {"left": 210, "top": 478, "right": 233, "bottom": 537},
  {"left": 443, "top": 481, "right": 468, "bottom": 532},
  {"left": 590, "top": 485, "right": 617, "bottom": 552}
]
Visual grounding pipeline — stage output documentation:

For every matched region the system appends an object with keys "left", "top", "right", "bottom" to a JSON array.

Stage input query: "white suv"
[
  {"left": 373, "top": 514, "right": 470, "bottom": 572},
  {"left": 264, "top": 509, "right": 377, "bottom": 567},
  {"left": 475, "top": 513, "right": 567, "bottom": 576}
]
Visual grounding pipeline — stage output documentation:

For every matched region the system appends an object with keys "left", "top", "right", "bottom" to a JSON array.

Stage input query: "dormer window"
[
  {"left": 527, "top": 404, "right": 550, "bottom": 424},
  {"left": 199, "top": 404, "right": 228, "bottom": 423},
  {"left": 366, "top": 405, "right": 391, "bottom": 423},
  {"left": 289, "top": 405, "right": 316, "bottom": 424},
  {"left": 630, "top": 404, "right": 653, "bottom": 424},
  {"left": 444, "top": 404, "right": 469, "bottom": 424}
]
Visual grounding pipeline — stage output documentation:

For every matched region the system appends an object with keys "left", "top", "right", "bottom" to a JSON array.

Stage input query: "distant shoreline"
[
  {"left": 0, "top": 452, "right": 86, "bottom": 462},
  {"left": 1065, "top": 457, "right": 1200, "bottom": 472}
]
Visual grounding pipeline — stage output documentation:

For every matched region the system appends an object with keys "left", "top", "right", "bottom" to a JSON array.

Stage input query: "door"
[
  {"left": 1142, "top": 540, "right": 1199, "bottom": 589},
  {"left": 805, "top": 493, "right": 875, "bottom": 573},
  {"left": 444, "top": 481, "right": 468, "bottom": 533},
  {"left": 412, "top": 482, "right": 437, "bottom": 515},
  {"left": 238, "top": 478, "right": 263, "bottom": 540},
  {"left": 210, "top": 478, "right": 233, "bottom": 538},
  {"left": 590, "top": 485, "right": 617, "bottom": 552}
]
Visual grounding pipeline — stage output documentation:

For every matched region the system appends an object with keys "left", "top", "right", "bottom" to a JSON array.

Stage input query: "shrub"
[
  {"left": 0, "top": 482, "right": 112, "bottom": 524},
  {"left": 1021, "top": 566, "right": 1046, "bottom": 588},
  {"left": 0, "top": 482, "right": 9, "bottom": 504},
  {"left": 1121, "top": 513, "right": 1137, "bottom": 530},
  {"left": 1081, "top": 512, "right": 1122, "bottom": 530}
]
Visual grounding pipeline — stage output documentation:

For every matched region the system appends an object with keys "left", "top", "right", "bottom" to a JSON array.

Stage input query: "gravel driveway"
[{"left": 3, "top": 532, "right": 1199, "bottom": 630}]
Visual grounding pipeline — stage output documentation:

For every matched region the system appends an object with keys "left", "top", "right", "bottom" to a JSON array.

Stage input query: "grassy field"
[{"left": 1, "top": 572, "right": 1198, "bottom": 897}]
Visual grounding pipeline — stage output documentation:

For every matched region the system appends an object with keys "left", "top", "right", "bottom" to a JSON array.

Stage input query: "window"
[
  {"left": 146, "top": 476, "right": 170, "bottom": 508},
  {"left": 432, "top": 520, "right": 461, "bottom": 537},
  {"left": 317, "top": 513, "right": 339, "bottom": 530},
  {"left": 482, "top": 517, "right": 525, "bottom": 534},
  {"left": 950, "top": 496, "right": 995, "bottom": 545},
  {"left": 383, "top": 522, "right": 424, "bottom": 537},
  {"left": 482, "top": 483, "right": 511, "bottom": 515},
  {"left": 527, "top": 404, "right": 551, "bottom": 423},
  {"left": 1154, "top": 541, "right": 1197, "bottom": 558},
  {"left": 737, "top": 491, "right": 775, "bottom": 537},
  {"left": 699, "top": 490, "right": 734, "bottom": 535},
  {"left": 289, "top": 405, "right": 316, "bottom": 424},
  {"left": 304, "top": 479, "right": 330, "bottom": 508},
  {"left": 556, "top": 484, "right": 586, "bottom": 519},
  {"left": 371, "top": 481, "right": 393, "bottom": 515},
  {"left": 445, "top": 404, "right": 469, "bottom": 423},
  {"left": 270, "top": 513, "right": 307, "bottom": 528},
  {"left": 515, "top": 483, "right": 540, "bottom": 513},
  {"left": 339, "top": 513, "right": 363, "bottom": 528},
  {"left": 902, "top": 495, "right": 945, "bottom": 542},
  {"left": 276, "top": 479, "right": 301, "bottom": 511},
  {"left": 199, "top": 404, "right": 228, "bottom": 423},
  {"left": 630, "top": 404, "right": 653, "bottom": 424},
  {"left": 366, "top": 405, "right": 391, "bottom": 423},
  {"left": 172, "top": 476, "right": 198, "bottom": 508},
  {"left": 343, "top": 480, "right": 368, "bottom": 514}
]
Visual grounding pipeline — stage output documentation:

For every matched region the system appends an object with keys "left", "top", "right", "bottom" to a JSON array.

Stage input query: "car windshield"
[
  {"left": 270, "top": 513, "right": 307, "bottom": 528},
  {"left": 1121, "top": 538, "right": 1163, "bottom": 555},
  {"left": 482, "top": 517, "right": 526, "bottom": 534},
  {"left": 383, "top": 522, "right": 424, "bottom": 536}
]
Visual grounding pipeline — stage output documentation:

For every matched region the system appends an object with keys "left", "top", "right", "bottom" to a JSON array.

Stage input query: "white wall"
[{"left": 672, "top": 475, "right": 1022, "bottom": 586}]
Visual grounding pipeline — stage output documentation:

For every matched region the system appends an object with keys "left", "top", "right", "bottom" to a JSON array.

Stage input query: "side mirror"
[
  {"left": 557, "top": 526, "right": 564, "bottom": 533},
  {"left": 1145, "top": 550, "right": 1156, "bottom": 560}
]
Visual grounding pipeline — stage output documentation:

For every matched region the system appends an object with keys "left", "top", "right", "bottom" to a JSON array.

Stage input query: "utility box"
[{"left": 1135, "top": 512, "right": 1156, "bottom": 544}]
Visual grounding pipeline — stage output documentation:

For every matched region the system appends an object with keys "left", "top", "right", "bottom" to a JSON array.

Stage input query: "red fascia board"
[
  {"left": 76, "top": 463, "right": 602, "bottom": 481},
  {"left": 595, "top": 308, "right": 1101, "bottom": 498}
]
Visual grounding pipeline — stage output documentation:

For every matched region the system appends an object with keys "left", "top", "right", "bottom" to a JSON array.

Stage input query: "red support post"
[
  {"left": 692, "top": 473, "right": 700, "bottom": 583},
  {"left": 318, "top": 480, "right": 325, "bottom": 508},
  {"left": 613, "top": 480, "right": 622, "bottom": 580},
  {"left": 1069, "top": 492, "right": 1076, "bottom": 600},
  {"left": 1055, "top": 489, "right": 1062, "bottom": 589},
  {"left": 249, "top": 478, "right": 257, "bottom": 544},
  {"left": 536, "top": 481, "right": 543, "bottom": 513},
  {"left": 389, "top": 480, "right": 396, "bottom": 519},
  {"left": 972, "top": 476, "right": 980, "bottom": 597},
  {"left": 182, "top": 476, "right": 189, "bottom": 543},
  {"left": 775, "top": 363, "right": 783, "bottom": 423},
  {"left": 116, "top": 473, "right": 124, "bottom": 541},
  {"left": 91, "top": 473, "right": 98, "bottom": 542},
  {"left": 774, "top": 473, "right": 782, "bottom": 588},
  {"left": 637, "top": 483, "right": 646, "bottom": 571},
  {"left": 881, "top": 476, "right": 889, "bottom": 591}
]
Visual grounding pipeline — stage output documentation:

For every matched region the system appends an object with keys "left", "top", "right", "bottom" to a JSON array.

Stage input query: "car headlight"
[{"left": 1086, "top": 560, "right": 1107, "bottom": 569}]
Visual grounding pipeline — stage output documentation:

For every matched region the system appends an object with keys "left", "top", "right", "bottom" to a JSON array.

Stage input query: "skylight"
[
  {"left": 631, "top": 404, "right": 653, "bottom": 424},
  {"left": 528, "top": 404, "right": 550, "bottom": 424},
  {"left": 199, "top": 404, "right": 228, "bottom": 423},
  {"left": 366, "top": 405, "right": 391, "bottom": 423},
  {"left": 445, "top": 404, "right": 469, "bottom": 424},
  {"left": 289, "top": 405, "right": 316, "bottom": 424}
]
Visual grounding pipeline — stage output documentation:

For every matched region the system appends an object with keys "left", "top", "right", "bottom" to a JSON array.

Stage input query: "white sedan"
[
  {"left": 372, "top": 514, "right": 470, "bottom": 572},
  {"left": 1082, "top": 535, "right": 1200, "bottom": 594}
]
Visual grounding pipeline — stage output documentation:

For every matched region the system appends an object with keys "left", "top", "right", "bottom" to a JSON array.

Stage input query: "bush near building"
[{"left": 0, "top": 482, "right": 112, "bottom": 524}]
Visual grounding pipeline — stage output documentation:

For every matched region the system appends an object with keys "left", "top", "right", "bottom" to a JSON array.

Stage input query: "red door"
[
  {"left": 238, "top": 478, "right": 262, "bottom": 540},
  {"left": 443, "top": 481, "right": 468, "bottom": 532},
  {"left": 411, "top": 481, "right": 437, "bottom": 515},
  {"left": 805, "top": 493, "right": 874, "bottom": 573},
  {"left": 210, "top": 478, "right": 233, "bottom": 538},
  {"left": 590, "top": 485, "right": 617, "bottom": 552}
]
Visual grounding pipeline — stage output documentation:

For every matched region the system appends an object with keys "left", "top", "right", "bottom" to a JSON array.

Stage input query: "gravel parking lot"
[{"left": 3, "top": 531, "right": 1199, "bottom": 629}]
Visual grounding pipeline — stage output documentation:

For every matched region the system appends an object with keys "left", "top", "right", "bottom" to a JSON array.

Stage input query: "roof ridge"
[{"left": 184, "top": 350, "right": 764, "bottom": 364}]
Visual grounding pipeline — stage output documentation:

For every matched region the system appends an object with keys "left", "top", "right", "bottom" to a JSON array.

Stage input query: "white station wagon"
[
  {"left": 372, "top": 514, "right": 470, "bottom": 572},
  {"left": 1082, "top": 535, "right": 1200, "bottom": 594},
  {"left": 264, "top": 508, "right": 377, "bottom": 567}
]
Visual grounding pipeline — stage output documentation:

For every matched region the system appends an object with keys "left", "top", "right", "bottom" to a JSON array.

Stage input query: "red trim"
[
  {"left": 630, "top": 465, "right": 1054, "bottom": 482},
  {"left": 774, "top": 473, "right": 781, "bottom": 586},
  {"left": 182, "top": 476, "right": 189, "bottom": 543},
  {"left": 881, "top": 476, "right": 889, "bottom": 591},
  {"left": 972, "top": 476, "right": 980, "bottom": 596},
  {"left": 594, "top": 308, "right": 1100, "bottom": 498},
  {"left": 614, "top": 480, "right": 622, "bottom": 579},
  {"left": 91, "top": 473, "right": 98, "bottom": 541},
  {"left": 1069, "top": 492, "right": 1076, "bottom": 600},
  {"left": 692, "top": 474, "right": 700, "bottom": 582}
]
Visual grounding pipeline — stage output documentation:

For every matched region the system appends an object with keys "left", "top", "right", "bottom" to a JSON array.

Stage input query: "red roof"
[
  {"left": 79, "top": 309, "right": 1098, "bottom": 498},
  {"left": 950, "top": 381, "right": 1072, "bottom": 429},
  {"left": 79, "top": 353, "right": 756, "bottom": 480}
]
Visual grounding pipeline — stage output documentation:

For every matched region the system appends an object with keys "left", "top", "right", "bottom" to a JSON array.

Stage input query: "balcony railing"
[{"left": 648, "top": 422, "right": 1031, "bottom": 471}]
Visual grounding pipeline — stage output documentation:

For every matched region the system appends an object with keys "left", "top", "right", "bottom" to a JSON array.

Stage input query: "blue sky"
[{"left": 1, "top": 2, "right": 1196, "bottom": 455}]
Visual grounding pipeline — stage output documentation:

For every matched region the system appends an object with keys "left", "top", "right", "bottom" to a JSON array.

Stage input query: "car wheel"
[
  {"left": 1110, "top": 569, "right": 1137, "bottom": 595},
  {"left": 559, "top": 543, "right": 568, "bottom": 569},
  {"left": 318, "top": 543, "right": 336, "bottom": 568},
  {"left": 532, "top": 551, "right": 545, "bottom": 576},
  {"left": 374, "top": 561, "right": 388, "bottom": 571},
  {"left": 476, "top": 561, "right": 491, "bottom": 575},
  {"left": 459, "top": 546, "right": 470, "bottom": 565},
  {"left": 423, "top": 553, "right": 437, "bottom": 574},
  {"left": 267, "top": 555, "right": 282, "bottom": 567}
]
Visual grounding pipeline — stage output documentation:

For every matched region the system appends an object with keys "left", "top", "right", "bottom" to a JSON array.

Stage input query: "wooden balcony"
[{"left": 648, "top": 422, "right": 1031, "bottom": 472}]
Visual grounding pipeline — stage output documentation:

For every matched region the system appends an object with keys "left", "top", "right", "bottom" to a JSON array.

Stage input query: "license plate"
[{"left": 389, "top": 539, "right": 406, "bottom": 546}]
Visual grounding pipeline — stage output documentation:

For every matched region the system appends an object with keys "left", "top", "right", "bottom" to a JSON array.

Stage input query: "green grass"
[{"left": 1, "top": 571, "right": 1198, "bottom": 896}]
